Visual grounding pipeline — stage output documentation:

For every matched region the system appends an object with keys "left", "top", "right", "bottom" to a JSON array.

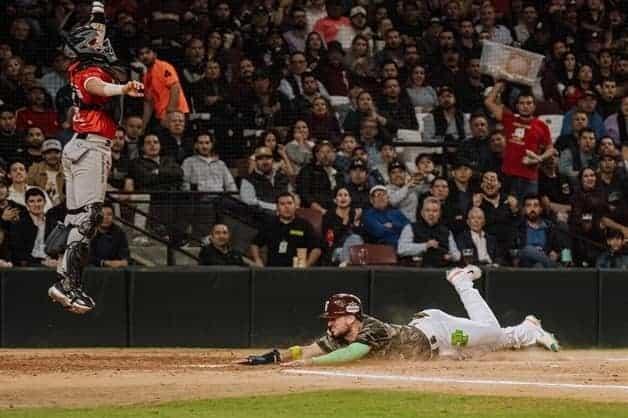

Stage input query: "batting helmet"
[
  {"left": 63, "top": 25, "right": 118, "bottom": 66},
  {"left": 320, "top": 293, "right": 363, "bottom": 319}
]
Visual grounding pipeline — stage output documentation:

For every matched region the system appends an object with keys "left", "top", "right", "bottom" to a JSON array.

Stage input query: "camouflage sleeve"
[
  {"left": 316, "top": 333, "right": 344, "bottom": 353},
  {"left": 354, "top": 319, "right": 392, "bottom": 352}
]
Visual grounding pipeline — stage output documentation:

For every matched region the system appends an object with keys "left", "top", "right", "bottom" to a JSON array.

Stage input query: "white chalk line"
[
  {"left": 283, "top": 369, "right": 628, "bottom": 391},
  {"left": 178, "top": 364, "right": 232, "bottom": 368}
]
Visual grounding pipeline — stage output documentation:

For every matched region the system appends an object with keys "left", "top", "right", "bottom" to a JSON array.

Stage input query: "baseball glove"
[{"left": 236, "top": 349, "right": 281, "bottom": 365}]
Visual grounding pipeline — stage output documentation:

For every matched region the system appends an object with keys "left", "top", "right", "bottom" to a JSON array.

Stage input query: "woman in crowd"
[
  {"left": 342, "top": 90, "right": 392, "bottom": 140},
  {"left": 344, "top": 34, "right": 373, "bottom": 70},
  {"left": 604, "top": 96, "right": 628, "bottom": 145},
  {"left": 285, "top": 119, "right": 315, "bottom": 174},
  {"left": 304, "top": 31, "right": 326, "bottom": 71},
  {"left": 405, "top": 64, "right": 438, "bottom": 112},
  {"left": 563, "top": 63, "right": 596, "bottom": 110},
  {"left": 248, "top": 129, "right": 295, "bottom": 177},
  {"left": 304, "top": 96, "right": 342, "bottom": 144},
  {"left": 322, "top": 186, "right": 364, "bottom": 265}
]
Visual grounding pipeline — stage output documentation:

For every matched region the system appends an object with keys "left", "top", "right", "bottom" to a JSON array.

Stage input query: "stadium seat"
[
  {"left": 348, "top": 244, "right": 398, "bottom": 266},
  {"left": 296, "top": 208, "right": 323, "bottom": 239}
]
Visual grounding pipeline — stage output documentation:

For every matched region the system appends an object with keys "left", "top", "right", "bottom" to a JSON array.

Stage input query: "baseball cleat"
[
  {"left": 525, "top": 315, "right": 560, "bottom": 352},
  {"left": 48, "top": 282, "right": 74, "bottom": 308},
  {"left": 446, "top": 265, "right": 482, "bottom": 283},
  {"left": 70, "top": 288, "right": 95, "bottom": 314}
]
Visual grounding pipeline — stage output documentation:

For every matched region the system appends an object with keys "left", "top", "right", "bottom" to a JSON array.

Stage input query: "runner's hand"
[{"left": 123, "top": 81, "right": 144, "bottom": 97}]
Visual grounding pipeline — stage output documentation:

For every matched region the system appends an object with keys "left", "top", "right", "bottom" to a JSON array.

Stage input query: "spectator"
[
  {"left": 8, "top": 160, "right": 52, "bottom": 211},
  {"left": 137, "top": 44, "right": 190, "bottom": 130},
  {"left": 596, "top": 229, "right": 628, "bottom": 269},
  {"left": 363, "top": 185, "right": 409, "bottom": 247},
  {"left": 343, "top": 91, "right": 393, "bottom": 144},
  {"left": 374, "top": 28, "right": 403, "bottom": 68},
  {"left": 0, "top": 56, "right": 26, "bottom": 107},
  {"left": 279, "top": 52, "right": 329, "bottom": 101},
  {"left": 304, "top": 31, "right": 327, "bottom": 71},
  {"left": 20, "top": 126, "right": 45, "bottom": 168},
  {"left": 555, "top": 110, "right": 589, "bottom": 153},
  {"left": 26, "top": 138, "right": 63, "bottom": 206},
  {"left": 514, "top": 4, "right": 539, "bottom": 45},
  {"left": 247, "top": 130, "right": 295, "bottom": 177},
  {"left": 386, "top": 159, "right": 420, "bottom": 222},
  {"left": 180, "top": 37, "right": 206, "bottom": 94},
  {"left": 240, "top": 68, "right": 294, "bottom": 130},
  {"left": 447, "top": 159, "right": 476, "bottom": 235},
  {"left": 316, "top": 41, "right": 350, "bottom": 97},
  {"left": 560, "top": 90, "right": 606, "bottom": 139},
  {"left": 398, "top": 196, "right": 460, "bottom": 267},
  {"left": 563, "top": 64, "right": 596, "bottom": 110},
  {"left": 516, "top": 194, "right": 567, "bottom": 268},
  {"left": 109, "top": 127, "right": 132, "bottom": 191},
  {"left": 321, "top": 186, "right": 364, "bottom": 265},
  {"left": 285, "top": 119, "right": 315, "bottom": 173},
  {"left": 182, "top": 132, "right": 236, "bottom": 194},
  {"left": 39, "top": 51, "right": 69, "bottom": 101},
  {"left": 480, "top": 130, "right": 506, "bottom": 175},
  {"left": 430, "top": 46, "right": 464, "bottom": 89},
  {"left": 188, "top": 60, "right": 229, "bottom": 129},
  {"left": 292, "top": 71, "right": 328, "bottom": 117},
  {"left": 0, "top": 106, "right": 23, "bottom": 163},
  {"left": 376, "top": 77, "right": 419, "bottom": 133},
  {"left": 484, "top": 82, "right": 554, "bottom": 201},
  {"left": 559, "top": 128, "right": 598, "bottom": 185},
  {"left": 604, "top": 95, "right": 628, "bottom": 144},
  {"left": 283, "top": 7, "right": 309, "bottom": 53},
  {"left": 344, "top": 34, "right": 374, "bottom": 74},
  {"left": 159, "top": 111, "right": 193, "bottom": 164},
  {"left": 241, "top": 146, "right": 292, "bottom": 216},
  {"left": 334, "top": 133, "right": 358, "bottom": 173},
  {"left": 456, "top": 207, "right": 500, "bottom": 266},
  {"left": 0, "top": 177, "right": 26, "bottom": 245},
  {"left": 123, "top": 115, "right": 143, "bottom": 160},
  {"left": 457, "top": 113, "right": 491, "bottom": 172},
  {"left": 8, "top": 188, "right": 56, "bottom": 267},
  {"left": 199, "top": 223, "right": 248, "bottom": 266},
  {"left": 89, "top": 204, "right": 129, "bottom": 268},
  {"left": 304, "top": 96, "right": 342, "bottom": 143},
  {"left": 597, "top": 78, "right": 620, "bottom": 120},
  {"left": 344, "top": 158, "right": 370, "bottom": 209},
  {"left": 313, "top": 0, "right": 351, "bottom": 45},
  {"left": 476, "top": 3, "right": 513, "bottom": 45},
  {"left": 538, "top": 151, "right": 572, "bottom": 223},
  {"left": 474, "top": 171, "right": 519, "bottom": 256},
  {"left": 412, "top": 154, "right": 436, "bottom": 193},
  {"left": 372, "top": 143, "right": 397, "bottom": 185},
  {"left": 423, "top": 85, "right": 469, "bottom": 144},
  {"left": 455, "top": 56, "right": 493, "bottom": 114},
  {"left": 250, "top": 192, "right": 322, "bottom": 267},
  {"left": 405, "top": 64, "right": 438, "bottom": 112},
  {"left": 296, "top": 141, "right": 342, "bottom": 214},
  {"left": 598, "top": 150, "right": 625, "bottom": 212}
]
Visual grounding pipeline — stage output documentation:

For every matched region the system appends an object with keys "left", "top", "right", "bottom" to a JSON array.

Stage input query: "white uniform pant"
[
  {"left": 57, "top": 134, "right": 111, "bottom": 280},
  {"left": 408, "top": 279, "right": 541, "bottom": 357}
]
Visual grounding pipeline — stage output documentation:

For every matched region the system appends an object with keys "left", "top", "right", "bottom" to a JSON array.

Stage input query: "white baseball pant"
[
  {"left": 57, "top": 133, "right": 111, "bottom": 280},
  {"left": 409, "top": 277, "right": 541, "bottom": 357}
]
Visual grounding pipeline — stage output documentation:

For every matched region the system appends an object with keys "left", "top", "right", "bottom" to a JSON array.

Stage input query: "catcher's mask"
[
  {"left": 320, "top": 293, "right": 363, "bottom": 319},
  {"left": 63, "top": 25, "right": 118, "bottom": 66}
]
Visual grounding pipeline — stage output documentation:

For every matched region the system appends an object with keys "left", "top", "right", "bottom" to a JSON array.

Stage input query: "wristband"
[
  {"left": 102, "top": 83, "right": 125, "bottom": 97},
  {"left": 289, "top": 345, "right": 303, "bottom": 360}
]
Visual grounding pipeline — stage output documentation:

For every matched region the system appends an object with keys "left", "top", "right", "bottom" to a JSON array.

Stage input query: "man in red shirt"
[
  {"left": 15, "top": 86, "right": 59, "bottom": 137},
  {"left": 484, "top": 81, "right": 554, "bottom": 201},
  {"left": 47, "top": 0, "right": 143, "bottom": 315}
]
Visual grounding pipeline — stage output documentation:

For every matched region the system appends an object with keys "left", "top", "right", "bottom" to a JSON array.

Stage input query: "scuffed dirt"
[{"left": 1, "top": 348, "right": 627, "bottom": 408}]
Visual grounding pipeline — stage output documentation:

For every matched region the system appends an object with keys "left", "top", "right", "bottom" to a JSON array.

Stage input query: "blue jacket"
[
  {"left": 560, "top": 109, "right": 606, "bottom": 139},
  {"left": 363, "top": 207, "right": 410, "bottom": 246}
]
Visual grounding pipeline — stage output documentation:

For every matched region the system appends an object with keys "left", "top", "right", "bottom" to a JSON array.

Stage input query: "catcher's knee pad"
[
  {"left": 65, "top": 241, "right": 90, "bottom": 286},
  {"left": 78, "top": 203, "right": 104, "bottom": 238}
]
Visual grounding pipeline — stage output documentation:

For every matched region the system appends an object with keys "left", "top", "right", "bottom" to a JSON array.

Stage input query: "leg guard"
[
  {"left": 66, "top": 241, "right": 90, "bottom": 288},
  {"left": 77, "top": 203, "right": 104, "bottom": 239}
]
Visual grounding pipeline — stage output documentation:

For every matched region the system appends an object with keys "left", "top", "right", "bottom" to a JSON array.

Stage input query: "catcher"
[
  {"left": 239, "top": 265, "right": 559, "bottom": 366},
  {"left": 47, "top": 0, "right": 143, "bottom": 314}
]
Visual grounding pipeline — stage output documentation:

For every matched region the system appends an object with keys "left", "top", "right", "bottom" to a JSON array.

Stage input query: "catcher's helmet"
[
  {"left": 63, "top": 25, "right": 118, "bottom": 66},
  {"left": 321, "top": 293, "right": 363, "bottom": 319}
]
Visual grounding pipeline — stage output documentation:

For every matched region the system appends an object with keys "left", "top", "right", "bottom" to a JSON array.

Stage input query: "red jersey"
[
  {"left": 69, "top": 63, "right": 117, "bottom": 140},
  {"left": 501, "top": 110, "right": 551, "bottom": 181}
]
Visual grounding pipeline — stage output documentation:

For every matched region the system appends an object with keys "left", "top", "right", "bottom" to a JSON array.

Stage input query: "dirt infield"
[{"left": 1, "top": 348, "right": 627, "bottom": 409}]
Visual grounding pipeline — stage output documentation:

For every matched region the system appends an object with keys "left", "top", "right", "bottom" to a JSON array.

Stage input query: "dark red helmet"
[{"left": 320, "top": 293, "right": 363, "bottom": 319}]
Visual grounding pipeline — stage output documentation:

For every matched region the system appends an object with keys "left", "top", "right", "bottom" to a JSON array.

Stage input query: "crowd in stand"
[{"left": 1, "top": 0, "right": 628, "bottom": 269}]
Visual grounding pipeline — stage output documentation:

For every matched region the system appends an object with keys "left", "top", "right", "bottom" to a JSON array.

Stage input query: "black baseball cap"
[
  {"left": 388, "top": 160, "right": 406, "bottom": 173},
  {"left": 349, "top": 158, "right": 367, "bottom": 171}
]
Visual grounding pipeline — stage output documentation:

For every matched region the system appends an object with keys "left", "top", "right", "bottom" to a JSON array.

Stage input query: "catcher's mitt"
[{"left": 236, "top": 349, "right": 281, "bottom": 365}]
